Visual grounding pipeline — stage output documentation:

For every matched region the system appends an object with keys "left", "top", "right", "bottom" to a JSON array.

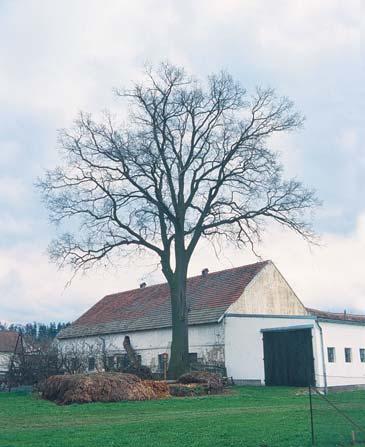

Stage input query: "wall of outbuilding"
[
  {"left": 314, "top": 321, "right": 365, "bottom": 388},
  {"left": 224, "top": 315, "right": 365, "bottom": 388},
  {"left": 58, "top": 323, "right": 225, "bottom": 373},
  {"left": 0, "top": 352, "right": 11, "bottom": 376},
  {"left": 224, "top": 315, "right": 319, "bottom": 384}
]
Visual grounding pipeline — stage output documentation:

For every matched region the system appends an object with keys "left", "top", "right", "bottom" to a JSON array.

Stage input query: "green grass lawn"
[{"left": 0, "top": 387, "right": 364, "bottom": 447}]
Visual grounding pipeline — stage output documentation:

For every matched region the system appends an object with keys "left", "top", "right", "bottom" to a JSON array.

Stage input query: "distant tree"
[
  {"left": 7, "top": 322, "right": 70, "bottom": 341},
  {"left": 38, "top": 63, "right": 318, "bottom": 378},
  {"left": 6, "top": 337, "right": 61, "bottom": 389},
  {"left": 38, "top": 324, "right": 47, "bottom": 339}
]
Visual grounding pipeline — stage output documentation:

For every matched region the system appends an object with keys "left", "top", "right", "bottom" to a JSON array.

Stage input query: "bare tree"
[
  {"left": 58, "top": 338, "right": 110, "bottom": 374},
  {"left": 38, "top": 63, "right": 318, "bottom": 378}
]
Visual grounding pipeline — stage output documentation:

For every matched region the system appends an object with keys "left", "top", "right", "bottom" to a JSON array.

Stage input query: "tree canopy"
[{"left": 38, "top": 63, "right": 318, "bottom": 376}]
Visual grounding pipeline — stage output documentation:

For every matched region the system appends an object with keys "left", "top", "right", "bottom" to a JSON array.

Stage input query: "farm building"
[
  {"left": 0, "top": 331, "right": 22, "bottom": 381},
  {"left": 58, "top": 260, "right": 365, "bottom": 389}
]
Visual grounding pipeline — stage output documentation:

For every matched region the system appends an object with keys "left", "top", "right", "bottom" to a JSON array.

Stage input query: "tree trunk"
[{"left": 167, "top": 260, "right": 190, "bottom": 379}]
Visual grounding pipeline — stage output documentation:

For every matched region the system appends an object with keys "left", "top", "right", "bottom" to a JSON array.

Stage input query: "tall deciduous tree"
[{"left": 38, "top": 63, "right": 318, "bottom": 378}]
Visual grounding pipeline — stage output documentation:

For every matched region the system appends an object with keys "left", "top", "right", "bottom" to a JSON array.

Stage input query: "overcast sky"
[{"left": 0, "top": 0, "right": 364, "bottom": 324}]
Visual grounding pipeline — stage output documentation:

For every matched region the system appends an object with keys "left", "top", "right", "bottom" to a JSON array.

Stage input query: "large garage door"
[{"left": 263, "top": 328, "right": 314, "bottom": 386}]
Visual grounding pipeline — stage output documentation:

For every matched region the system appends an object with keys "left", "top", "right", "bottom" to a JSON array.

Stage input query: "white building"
[
  {"left": 58, "top": 260, "right": 365, "bottom": 389},
  {"left": 0, "top": 331, "right": 21, "bottom": 381}
]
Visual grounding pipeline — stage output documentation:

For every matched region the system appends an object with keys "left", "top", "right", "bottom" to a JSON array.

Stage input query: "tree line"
[{"left": 0, "top": 322, "right": 70, "bottom": 340}]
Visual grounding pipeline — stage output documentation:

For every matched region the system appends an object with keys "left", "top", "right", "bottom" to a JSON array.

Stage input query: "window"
[
  {"left": 136, "top": 354, "right": 142, "bottom": 367},
  {"left": 107, "top": 356, "right": 115, "bottom": 370},
  {"left": 71, "top": 357, "right": 77, "bottom": 370},
  {"left": 327, "top": 347, "right": 336, "bottom": 363},
  {"left": 158, "top": 353, "right": 168, "bottom": 373},
  {"left": 189, "top": 352, "right": 198, "bottom": 364},
  {"left": 360, "top": 349, "right": 365, "bottom": 363},
  {"left": 116, "top": 354, "right": 129, "bottom": 370},
  {"left": 88, "top": 357, "right": 96, "bottom": 371},
  {"left": 345, "top": 348, "right": 352, "bottom": 363}
]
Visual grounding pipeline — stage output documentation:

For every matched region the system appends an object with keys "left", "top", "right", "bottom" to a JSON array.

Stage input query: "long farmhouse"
[{"left": 58, "top": 260, "right": 365, "bottom": 389}]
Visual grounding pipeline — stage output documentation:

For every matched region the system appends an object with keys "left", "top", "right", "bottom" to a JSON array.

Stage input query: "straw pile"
[
  {"left": 178, "top": 371, "right": 223, "bottom": 392},
  {"left": 143, "top": 380, "right": 170, "bottom": 398},
  {"left": 42, "top": 373, "right": 163, "bottom": 405},
  {"left": 42, "top": 371, "right": 223, "bottom": 404},
  {"left": 169, "top": 383, "right": 209, "bottom": 397}
]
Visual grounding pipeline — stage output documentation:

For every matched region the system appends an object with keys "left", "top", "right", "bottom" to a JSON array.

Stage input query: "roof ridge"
[
  {"left": 59, "top": 260, "right": 270, "bottom": 338},
  {"left": 104, "top": 260, "right": 270, "bottom": 299},
  {"left": 307, "top": 307, "right": 365, "bottom": 318}
]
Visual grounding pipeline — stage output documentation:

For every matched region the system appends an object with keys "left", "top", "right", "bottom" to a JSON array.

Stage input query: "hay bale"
[
  {"left": 178, "top": 371, "right": 223, "bottom": 393},
  {"left": 42, "top": 373, "right": 159, "bottom": 405}
]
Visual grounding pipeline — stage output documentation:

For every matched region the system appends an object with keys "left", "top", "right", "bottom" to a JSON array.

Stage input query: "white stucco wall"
[
  {"left": 227, "top": 262, "right": 308, "bottom": 316},
  {"left": 314, "top": 321, "right": 365, "bottom": 387},
  {"left": 224, "top": 315, "right": 318, "bottom": 384},
  {"left": 58, "top": 323, "right": 224, "bottom": 372},
  {"left": 0, "top": 352, "right": 11, "bottom": 375},
  {"left": 225, "top": 315, "right": 365, "bottom": 387}
]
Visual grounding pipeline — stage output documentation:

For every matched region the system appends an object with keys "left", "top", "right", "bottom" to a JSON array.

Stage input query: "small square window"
[
  {"left": 107, "top": 356, "right": 115, "bottom": 370},
  {"left": 360, "top": 349, "right": 365, "bottom": 363},
  {"left": 189, "top": 352, "right": 198, "bottom": 364},
  {"left": 345, "top": 348, "right": 352, "bottom": 363},
  {"left": 71, "top": 357, "right": 78, "bottom": 372},
  {"left": 158, "top": 353, "right": 168, "bottom": 372},
  {"left": 88, "top": 357, "right": 96, "bottom": 371},
  {"left": 327, "top": 347, "right": 336, "bottom": 363},
  {"left": 116, "top": 354, "right": 128, "bottom": 370}
]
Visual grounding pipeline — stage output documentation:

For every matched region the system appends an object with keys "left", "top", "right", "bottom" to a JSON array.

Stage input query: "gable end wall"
[{"left": 226, "top": 262, "right": 308, "bottom": 316}]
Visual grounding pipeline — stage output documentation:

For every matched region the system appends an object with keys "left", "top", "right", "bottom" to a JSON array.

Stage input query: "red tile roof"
[
  {"left": 307, "top": 308, "right": 365, "bottom": 323},
  {"left": 58, "top": 261, "right": 269, "bottom": 339},
  {"left": 0, "top": 331, "right": 21, "bottom": 353}
]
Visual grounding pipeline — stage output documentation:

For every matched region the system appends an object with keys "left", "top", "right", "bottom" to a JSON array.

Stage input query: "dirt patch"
[{"left": 42, "top": 373, "right": 165, "bottom": 405}]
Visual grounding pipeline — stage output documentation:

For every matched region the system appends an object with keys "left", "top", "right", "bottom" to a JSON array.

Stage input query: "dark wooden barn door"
[{"left": 263, "top": 328, "right": 314, "bottom": 386}]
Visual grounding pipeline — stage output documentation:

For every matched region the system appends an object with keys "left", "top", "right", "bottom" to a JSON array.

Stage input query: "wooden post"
[
  {"left": 162, "top": 353, "right": 168, "bottom": 381},
  {"left": 351, "top": 431, "right": 356, "bottom": 445},
  {"left": 309, "top": 385, "right": 315, "bottom": 446}
]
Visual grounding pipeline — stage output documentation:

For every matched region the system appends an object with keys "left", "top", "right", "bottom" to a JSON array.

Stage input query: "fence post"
[
  {"left": 309, "top": 385, "right": 315, "bottom": 446},
  {"left": 351, "top": 430, "right": 356, "bottom": 445},
  {"left": 162, "top": 353, "right": 168, "bottom": 381}
]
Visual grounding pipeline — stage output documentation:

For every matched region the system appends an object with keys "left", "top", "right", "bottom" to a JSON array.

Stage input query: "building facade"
[{"left": 58, "top": 261, "right": 365, "bottom": 388}]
